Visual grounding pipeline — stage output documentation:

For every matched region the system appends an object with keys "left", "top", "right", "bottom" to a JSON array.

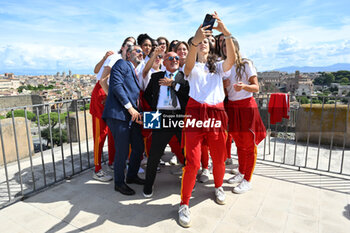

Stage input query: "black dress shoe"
[
  {"left": 114, "top": 183, "right": 135, "bottom": 195},
  {"left": 126, "top": 176, "right": 146, "bottom": 185}
]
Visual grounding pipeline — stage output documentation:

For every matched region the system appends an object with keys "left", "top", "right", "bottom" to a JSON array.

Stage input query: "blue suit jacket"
[{"left": 102, "top": 59, "right": 141, "bottom": 122}]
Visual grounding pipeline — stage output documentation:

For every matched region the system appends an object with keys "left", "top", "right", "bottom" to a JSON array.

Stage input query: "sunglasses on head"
[{"left": 167, "top": 56, "right": 179, "bottom": 61}]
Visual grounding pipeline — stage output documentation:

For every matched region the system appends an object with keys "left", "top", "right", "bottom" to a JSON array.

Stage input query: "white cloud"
[
  {"left": 0, "top": 43, "right": 103, "bottom": 73},
  {"left": 1, "top": 0, "right": 349, "bottom": 73},
  {"left": 237, "top": 15, "right": 350, "bottom": 71}
]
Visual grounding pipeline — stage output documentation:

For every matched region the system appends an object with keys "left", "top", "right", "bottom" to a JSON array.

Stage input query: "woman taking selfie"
[{"left": 178, "top": 12, "right": 235, "bottom": 228}]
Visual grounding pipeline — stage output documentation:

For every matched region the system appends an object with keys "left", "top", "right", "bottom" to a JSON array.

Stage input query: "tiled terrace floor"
[{"left": 0, "top": 148, "right": 349, "bottom": 233}]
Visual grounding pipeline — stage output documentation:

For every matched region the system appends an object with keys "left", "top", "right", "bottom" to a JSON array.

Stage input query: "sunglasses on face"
[
  {"left": 134, "top": 49, "right": 143, "bottom": 54},
  {"left": 167, "top": 56, "right": 179, "bottom": 61},
  {"left": 159, "top": 42, "right": 166, "bottom": 46},
  {"left": 157, "top": 54, "right": 163, "bottom": 59}
]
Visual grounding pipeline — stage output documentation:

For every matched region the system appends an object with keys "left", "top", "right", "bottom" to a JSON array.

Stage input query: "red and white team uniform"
[
  {"left": 90, "top": 54, "right": 120, "bottom": 172},
  {"left": 180, "top": 61, "right": 230, "bottom": 206},
  {"left": 225, "top": 60, "right": 266, "bottom": 182}
]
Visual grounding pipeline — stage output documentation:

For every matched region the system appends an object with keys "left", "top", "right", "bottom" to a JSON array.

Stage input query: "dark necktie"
[
  {"left": 168, "top": 73, "right": 177, "bottom": 108},
  {"left": 134, "top": 68, "right": 141, "bottom": 110}
]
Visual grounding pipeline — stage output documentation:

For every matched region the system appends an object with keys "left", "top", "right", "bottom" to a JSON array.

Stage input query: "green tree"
[
  {"left": 37, "top": 112, "right": 65, "bottom": 128},
  {"left": 312, "top": 99, "right": 323, "bottom": 104},
  {"left": 333, "top": 70, "right": 350, "bottom": 82},
  {"left": 297, "top": 96, "right": 310, "bottom": 104},
  {"left": 17, "top": 85, "right": 26, "bottom": 93},
  {"left": 80, "top": 103, "right": 90, "bottom": 111},
  {"left": 313, "top": 76, "right": 324, "bottom": 85},
  {"left": 38, "top": 84, "right": 45, "bottom": 90},
  {"left": 6, "top": 109, "right": 36, "bottom": 120},
  {"left": 38, "top": 112, "right": 69, "bottom": 147},
  {"left": 329, "top": 86, "right": 338, "bottom": 92},
  {"left": 27, "top": 85, "right": 34, "bottom": 90},
  {"left": 340, "top": 77, "right": 349, "bottom": 85},
  {"left": 0, "top": 115, "right": 5, "bottom": 120},
  {"left": 41, "top": 128, "right": 67, "bottom": 146},
  {"left": 323, "top": 90, "right": 331, "bottom": 96},
  {"left": 324, "top": 73, "right": 335, "bottom": 86}
]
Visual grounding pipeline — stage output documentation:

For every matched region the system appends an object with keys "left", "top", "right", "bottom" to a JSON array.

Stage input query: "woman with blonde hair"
[{"left": 222, "top": 37, "right": 266, "bottom": 194}]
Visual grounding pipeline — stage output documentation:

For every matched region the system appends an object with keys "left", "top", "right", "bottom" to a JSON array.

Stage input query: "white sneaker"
[
  {"left": 178, "top": 205, "right": 191, "bottom": 228},
  {"left": 225, "top": 158, "right": 234, "bottom": 165},
  {"left": 138, "top": 167, "right": 145, "bottom": 174},
  {"left": 231, "top": 167, "right": 239, "bottom": 175},
  {"left": 226, "top": 158, "right": 239, "bottom": 168},
  {"left": 215, "top": 186, "right": 226, "bottom": 205},
  {"left": 106, "top": 164, "right": 114, "bottom": 172},
  {"left": 233, "top": 179, "right": 251, "bottom": 194},
  {"left": 93, "top": 170, "right": 112, "bottom": 182},
  {"left": 159, "top": 159, "right": 166, "bottom": 166},
  {"left": 199, "top": 168, "right": 209, "bottom": 183},
  {"left": 170, "top": 155, "right": 178, "bottom": 165},
  {"left": 141, "top": 156, "right": 148, "bottom": 167},
  {"left": 172, "top": 165, "right": 183, "bottom": 175},
  {"left": 227, "top": 172, "right": 244, "bottom": 184}
]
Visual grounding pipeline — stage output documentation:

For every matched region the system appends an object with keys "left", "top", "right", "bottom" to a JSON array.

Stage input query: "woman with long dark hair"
[
  {"left": 178, "top": 12, "right": 235, "bottom": 228},
  {"left": 156, "top": 36, "right": 169, "bottom": 54}
]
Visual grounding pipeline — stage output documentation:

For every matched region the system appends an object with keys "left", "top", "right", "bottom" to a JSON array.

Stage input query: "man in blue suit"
[{"left": 102, "top": 44, "right": 145, "bottom": 195}]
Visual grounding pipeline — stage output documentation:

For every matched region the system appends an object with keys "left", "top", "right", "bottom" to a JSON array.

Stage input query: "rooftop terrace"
[{"left": 1, "top": 96, "right": 350, "bottom": 232}]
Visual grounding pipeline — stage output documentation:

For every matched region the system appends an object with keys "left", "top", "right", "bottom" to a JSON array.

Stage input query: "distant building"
[
  {"left": 4, "top": 73, "right": 14, "bottom": 79},
  {"left": 259, "top": 70, "right": 316, "bottom": 95},
  {"left": 0, "top": 79, "right": 13, "bottom": 90},
  {"left": 331, "top": 83, "right": 350, "bottom": 96}
]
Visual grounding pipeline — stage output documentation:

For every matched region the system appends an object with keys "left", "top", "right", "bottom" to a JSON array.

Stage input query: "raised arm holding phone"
[{"left": 178, "top": 11, "right": 236, "bottom": 228}]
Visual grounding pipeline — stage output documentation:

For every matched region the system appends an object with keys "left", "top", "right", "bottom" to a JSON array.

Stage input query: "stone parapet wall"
[
  {"left": 0, "top": 95, "right": 44, "bottom": 115},
  {"left": 66, "top": 111, "right": 93, "bottom": 142},
  {"left": 296, "top": 104, "right": 350, "bottom": 147},
  {"left": 0, "top": 118, "right": 34, "bottom": 165}
]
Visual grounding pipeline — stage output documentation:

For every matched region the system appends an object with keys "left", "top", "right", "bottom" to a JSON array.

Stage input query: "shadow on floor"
[
  {"left": 22, "top": 152, "right": 226, "bottom": 232},
  {"left": 253, "top": 161, "right": 350, "bottom": 194},
  {"left": 344, "top": 204, "right": 350, "bottom": 221}
]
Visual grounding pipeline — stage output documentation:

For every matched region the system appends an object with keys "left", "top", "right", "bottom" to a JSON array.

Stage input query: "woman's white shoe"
[{"left": 233, "top": 179, "right": 251, "bottom": 194}]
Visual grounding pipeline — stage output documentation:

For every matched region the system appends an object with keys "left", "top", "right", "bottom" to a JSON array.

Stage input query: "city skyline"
[{"left": 1, "top": 0, "right": 349, "bottom": 74}]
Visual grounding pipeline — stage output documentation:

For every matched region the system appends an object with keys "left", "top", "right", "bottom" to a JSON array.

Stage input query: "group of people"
[{"left": 89, "top": 12, "right": 266, "bottom": 228}]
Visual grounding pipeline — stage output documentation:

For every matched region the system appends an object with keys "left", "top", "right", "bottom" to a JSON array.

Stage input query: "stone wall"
[
  {"left": 296, "top": 104, "right": 350, "bottom": 147},
  {"left": 0, "top": 118, "right": 34, "bottom": 165},
  {"left": 0, "top": 95, "right": 44, "bottom": 115},
  {"left": 66, "top": 111, "right": 93, "bottom": 142}
]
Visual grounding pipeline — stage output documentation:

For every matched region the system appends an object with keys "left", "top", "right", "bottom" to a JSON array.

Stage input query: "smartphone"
[{"left": 202, "top": 14, "right": 216, "bottom": 31}]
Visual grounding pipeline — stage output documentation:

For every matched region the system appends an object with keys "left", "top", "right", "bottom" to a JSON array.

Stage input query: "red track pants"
[
  {"left": 92, "top": 116, "right": 115, "bottom": 172},
  {"left": 180, "top": 98, "right": 227, "bottom": 206},
  {"left": 230, "top": 131, "right": 257, "bottom": 181},
  {"left": 169, "top": 135, "right": 185, "bottom": 164}
]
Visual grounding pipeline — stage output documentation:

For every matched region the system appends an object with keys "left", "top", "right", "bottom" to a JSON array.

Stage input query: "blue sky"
[{"left": 0, "top": 0, "right": 349, "bottom": 74}]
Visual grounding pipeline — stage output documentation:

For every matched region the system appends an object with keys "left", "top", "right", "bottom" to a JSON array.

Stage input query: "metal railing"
[
  {"left": 253, "top": 93, "right": 350, "bottom": 177},
  {"left": 0, "top": 98, "right": 102, "bottom": 209},
  {"left": 1, "top": 94, "right": 350, "bottom": 209}
]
